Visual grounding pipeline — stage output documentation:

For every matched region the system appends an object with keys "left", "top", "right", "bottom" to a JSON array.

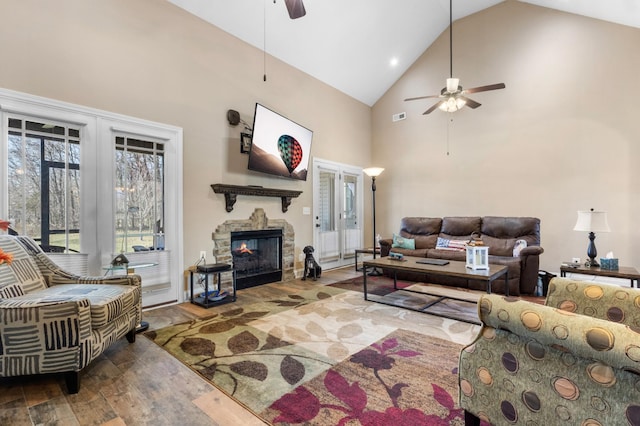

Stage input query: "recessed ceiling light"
[{"left": 390, "top": 57, "right": 399, "bottom": 67}]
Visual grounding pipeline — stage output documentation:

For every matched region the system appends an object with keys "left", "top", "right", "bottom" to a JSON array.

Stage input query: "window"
[
  {"left": 1, "top": 88, "right": 183, "bottom": 307},
  {"left": 115, "top": 136, "right": 164, "bottom": 253},
  {"left": 7, "top": 117, "right": 81, "bottom": 252}
]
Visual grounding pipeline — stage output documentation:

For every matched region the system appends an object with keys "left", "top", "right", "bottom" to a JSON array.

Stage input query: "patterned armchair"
[
  {"left": 0, "top": 235, "right": 141, "bottom": 393},
  {"left": 459, "top": 277, "right": 640, "bottom": 425}
]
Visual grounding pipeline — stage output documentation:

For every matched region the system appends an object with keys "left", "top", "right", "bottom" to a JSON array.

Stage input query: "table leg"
[
  {"left": 363, "top": 264, "right": 368, "bottom": 301},
  {"left": 505, "top": 270, "right": 509, "bottom": 296}
]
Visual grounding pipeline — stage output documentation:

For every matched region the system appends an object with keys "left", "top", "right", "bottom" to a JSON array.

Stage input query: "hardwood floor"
[{"left": 0, "top": 267, "right": 367, "bottom": 426}]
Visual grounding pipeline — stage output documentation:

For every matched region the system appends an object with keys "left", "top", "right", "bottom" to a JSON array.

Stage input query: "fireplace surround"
[{"left": 212, "top": 208, "right": 295, "bottom": 288}]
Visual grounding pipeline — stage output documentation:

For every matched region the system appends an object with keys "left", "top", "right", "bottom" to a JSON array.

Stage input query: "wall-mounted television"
[{"left": 247, "top": 103, "right": 313, "bottom": 181}]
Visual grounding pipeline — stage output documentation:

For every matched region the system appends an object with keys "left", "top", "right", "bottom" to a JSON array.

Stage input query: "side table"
[
  {"left": 354, "top": 248, "right": 381, "bottom": 272},
  {"left": 190, "top": 263, "right": 237, "bottom": 308},
  {"left": 560, "top": 264, "right": 640, "bottom": 288},
  {"left": 103, "top": 261, "right": 158, "bottom": 333}
]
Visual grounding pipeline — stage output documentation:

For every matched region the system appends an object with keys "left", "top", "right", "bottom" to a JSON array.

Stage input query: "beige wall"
[
  {"left": 372, "top": 1, "right": 640, "bottom": 272},
  {"left": 2, "top": 0, "right": 638, "bottom": 275},
  {"left": 0, "top": 0, "right": 372, "bottom": 271}
]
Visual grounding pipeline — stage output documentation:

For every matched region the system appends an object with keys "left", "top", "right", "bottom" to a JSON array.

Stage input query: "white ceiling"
[{"left": 168, "top": 0, "right": 640, "bottom": 106}]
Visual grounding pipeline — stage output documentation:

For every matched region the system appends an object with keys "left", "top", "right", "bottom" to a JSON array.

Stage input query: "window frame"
[{"left": 0, "top": 88, "right": 184, "bottom": 307}]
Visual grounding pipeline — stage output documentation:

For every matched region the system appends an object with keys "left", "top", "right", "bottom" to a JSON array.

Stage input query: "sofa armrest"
[
  {"left": 0, "top": 298, "right": 93, "bottom": 371},
  {"left": 478, "top": 294, "right": 640, "bottom": 371},
  {"left": 546, "top": 277, "right": 640, "bottom": 325},
  {"left": 518, "top": 245, "right": 543, "bottom": 256},
  {"left": 49, "top": 274, "right": 142, "bottom": 288},
  {"left": 31, "top": 251, "right": 141, "bottom": 288}
]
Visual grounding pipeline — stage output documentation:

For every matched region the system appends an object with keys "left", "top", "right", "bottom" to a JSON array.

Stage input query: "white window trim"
[{"left": 0, "top": 88, "right": 184, "bottom": 306}]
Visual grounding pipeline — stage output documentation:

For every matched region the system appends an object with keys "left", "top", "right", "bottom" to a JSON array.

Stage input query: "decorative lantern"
[{"left": 466, "top": 245, "right": 489, "bottom": 270}]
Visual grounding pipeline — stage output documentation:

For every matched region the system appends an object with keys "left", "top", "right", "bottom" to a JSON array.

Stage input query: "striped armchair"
[
  {"left": 0, "top": 235, "right": 141, "bottom": 393},
  {"left": 459, "top": 277, "right": 640, "bottom": 425}
]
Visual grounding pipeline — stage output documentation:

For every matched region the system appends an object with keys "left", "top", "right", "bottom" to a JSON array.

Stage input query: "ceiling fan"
[
  {"left": 283, "top": 0, "right": 306, "bottom": 19},
  {"left": 405, "top": 0, "right": 505, "bottom": 115}
]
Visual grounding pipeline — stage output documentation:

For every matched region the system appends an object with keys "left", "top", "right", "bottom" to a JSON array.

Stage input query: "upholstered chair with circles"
[{"left": 459, "top": 277, "right": 640, "bottom": 425}]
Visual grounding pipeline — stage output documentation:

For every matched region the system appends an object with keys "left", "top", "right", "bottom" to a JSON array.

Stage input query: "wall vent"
[{"left": 392, "top": 112, "right": 406, "bottom": 122}]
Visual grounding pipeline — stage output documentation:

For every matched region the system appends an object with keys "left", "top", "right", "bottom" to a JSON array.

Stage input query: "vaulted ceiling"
[{"left": 168, "top": 0, "right": 640, "bottom": 106}]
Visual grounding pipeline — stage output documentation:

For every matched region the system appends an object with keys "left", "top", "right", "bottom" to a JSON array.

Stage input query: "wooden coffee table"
[{"left": 362, "top": 256, "right": 508, "bottom": 323}]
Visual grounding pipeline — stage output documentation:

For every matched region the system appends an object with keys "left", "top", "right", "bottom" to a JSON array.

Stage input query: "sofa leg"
[
  {"left": 126, "top": 328, "right": 136, "bottom": 343},
  {"left": 464, "top": 410, "right": 480, "bottom": 426},
  {"left": 65, "top": 371, "right": 80, "bottom": 394}
]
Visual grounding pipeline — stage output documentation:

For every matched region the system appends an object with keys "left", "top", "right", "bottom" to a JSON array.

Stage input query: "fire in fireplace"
[{"left": 231, "top": 229, "right": 283, "bottom": 289}]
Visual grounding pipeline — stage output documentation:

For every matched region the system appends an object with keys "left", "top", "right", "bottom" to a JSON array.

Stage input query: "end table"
[{"left": 560, "top": 264, "right": 640, "bottom": 288}]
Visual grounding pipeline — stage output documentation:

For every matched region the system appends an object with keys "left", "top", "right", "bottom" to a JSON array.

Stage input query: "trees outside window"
[{"left": 7, "top": 118, "right": 81, "bottom": 252}]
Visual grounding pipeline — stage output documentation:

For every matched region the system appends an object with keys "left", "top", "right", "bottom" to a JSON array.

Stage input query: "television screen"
[{"left": 247, "top": 103, "right": 313, "bottom": 181}]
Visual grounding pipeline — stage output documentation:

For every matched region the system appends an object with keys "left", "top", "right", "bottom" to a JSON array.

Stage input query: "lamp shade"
[
  {"left": 573, "top": 210, "right": 610, "bottom": 233},
  {"left": 363, "top": 167, "right": 384, "bottom": 177}
]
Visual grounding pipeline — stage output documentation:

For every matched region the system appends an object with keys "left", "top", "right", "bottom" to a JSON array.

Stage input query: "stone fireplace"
[{"left": 212, "top": 208, "right": 295, "bottom": 288}]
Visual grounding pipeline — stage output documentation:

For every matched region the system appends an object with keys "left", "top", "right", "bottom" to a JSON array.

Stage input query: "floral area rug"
[{"left": 144, "top": 285, "right": 469, "bottom": 425}]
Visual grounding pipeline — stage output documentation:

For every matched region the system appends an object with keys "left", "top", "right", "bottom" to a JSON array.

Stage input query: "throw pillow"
[
  {"left": 436, "top": 237, "right": 467, "bottom": 252},
  {"left": 513, "top": 239, "right": 527, "bottom": 257},
  {"left": 391, "top": 234, "right": 415, "bottom": 250}
]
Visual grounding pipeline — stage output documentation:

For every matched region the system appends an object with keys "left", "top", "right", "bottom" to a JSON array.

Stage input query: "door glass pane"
[
  {"left": 343, "top": 174, "right": 357, "bottom": 230},
  {"left": 319, "top": 171, "right": 335, "bottom": 232}
]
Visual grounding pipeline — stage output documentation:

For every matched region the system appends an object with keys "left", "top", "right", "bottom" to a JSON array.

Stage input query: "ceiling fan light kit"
[
  {"left": 440, "top": 96, "right": 466, "bottom": 113},
  {"left": 404, "top": 0, "right": 505, "bottom": 115}
]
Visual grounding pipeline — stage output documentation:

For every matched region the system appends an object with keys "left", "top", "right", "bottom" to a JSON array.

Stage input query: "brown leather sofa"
[{"left": 379, "top": 217, "right": 543, "bottom": 295}]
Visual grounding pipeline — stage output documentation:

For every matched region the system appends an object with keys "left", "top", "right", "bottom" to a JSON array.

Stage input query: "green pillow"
[{"left": 391, "top": 233, "right": 415, "bottom": 250}]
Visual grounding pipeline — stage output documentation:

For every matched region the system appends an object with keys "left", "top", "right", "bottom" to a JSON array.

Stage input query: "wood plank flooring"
[{"left": 0, "top": 267, "right": 481, "bottom": 425}]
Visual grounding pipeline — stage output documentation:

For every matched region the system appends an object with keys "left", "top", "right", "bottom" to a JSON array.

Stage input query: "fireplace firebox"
[{"left": 231, "top": 229, "right": 283, "bottom": 289}]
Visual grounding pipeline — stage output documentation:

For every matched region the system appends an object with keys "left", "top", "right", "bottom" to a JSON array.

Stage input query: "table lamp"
[{"left": 573, "top": 208, "right": 610, "bottom": 267}]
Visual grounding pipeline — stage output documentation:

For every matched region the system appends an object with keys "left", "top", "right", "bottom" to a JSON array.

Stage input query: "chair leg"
[
  {"left": 65, "top": 371, "right": 80, "bottom": 394},
  {"left": 464, "top": 410, "right": 481, "bottom": 426},
  {"left": 126, "top": 328, "right": 136, "bottom": 343}
]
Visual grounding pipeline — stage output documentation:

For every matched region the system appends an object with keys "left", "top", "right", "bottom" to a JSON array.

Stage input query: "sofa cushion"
[
  {"left": 0, "top": 237, "right": 48, "bottom": 295},
  {"left": 399, "top": 217, "right": 441, "bottom": 249},
  {"left": 481, "top": 217, "right": 540, "bottom": 256},
  {"left": 392, "top": 234, "right": 415, "bottom": 250},
  {"left": 9, "top": 284, "right": 140, "bottom": 329},
  {"left": 440, "top": 217, "right": 481, "bottom": 239}
]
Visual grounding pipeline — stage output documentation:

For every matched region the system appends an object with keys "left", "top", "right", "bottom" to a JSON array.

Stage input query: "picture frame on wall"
[{"left": 240, "top": 133, "right": 252, "bottom": 154}]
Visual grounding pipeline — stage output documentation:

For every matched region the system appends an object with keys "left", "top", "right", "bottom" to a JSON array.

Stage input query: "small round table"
[{"left": 102, "top": 262, "right": 159, "bottom": 333}]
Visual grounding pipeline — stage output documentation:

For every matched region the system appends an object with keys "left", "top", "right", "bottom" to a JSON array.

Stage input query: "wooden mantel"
[{"left": 211, "top": 184, "right": 302, "bottom": 213}]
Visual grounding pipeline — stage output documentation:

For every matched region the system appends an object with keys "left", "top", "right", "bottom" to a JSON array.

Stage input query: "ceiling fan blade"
[
  {"left": 284, "top": 0, "right": 306, "bottom": 19},
  {"left": 460, "top": 96, "right": 481, "bottom": 109},
  {"left": 464, "top": 83, "right": 506, "bottom": 94},
  {"left": 424, "top": 101, "right": 445, "bottom": 115},
  {"left": 405, "top": 94, "right": 441, "bottom": 102}
]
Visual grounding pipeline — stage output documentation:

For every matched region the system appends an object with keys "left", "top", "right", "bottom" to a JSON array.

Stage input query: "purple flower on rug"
[
  {"left": 350, "top": 337, "right": 421, "bottom": 406},
  {"left": 271, "top": 387, "right": 321, "bottom": 423},
  {"left": 269, "top": 336, "right": 429, "bottom": 424}
]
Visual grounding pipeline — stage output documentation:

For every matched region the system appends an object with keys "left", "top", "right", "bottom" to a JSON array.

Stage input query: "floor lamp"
[{"left": 363, "top": 167, "right": 384, "bottom": 276}]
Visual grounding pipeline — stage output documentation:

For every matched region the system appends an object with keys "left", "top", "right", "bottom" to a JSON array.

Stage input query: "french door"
[{"left": 312, "top": 159, "right": 363, "bottom": 270}]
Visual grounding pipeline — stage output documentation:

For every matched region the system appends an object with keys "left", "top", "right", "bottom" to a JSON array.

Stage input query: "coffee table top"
[{"left": 363, "top": 256, "right": 507, "bottom": 281}]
